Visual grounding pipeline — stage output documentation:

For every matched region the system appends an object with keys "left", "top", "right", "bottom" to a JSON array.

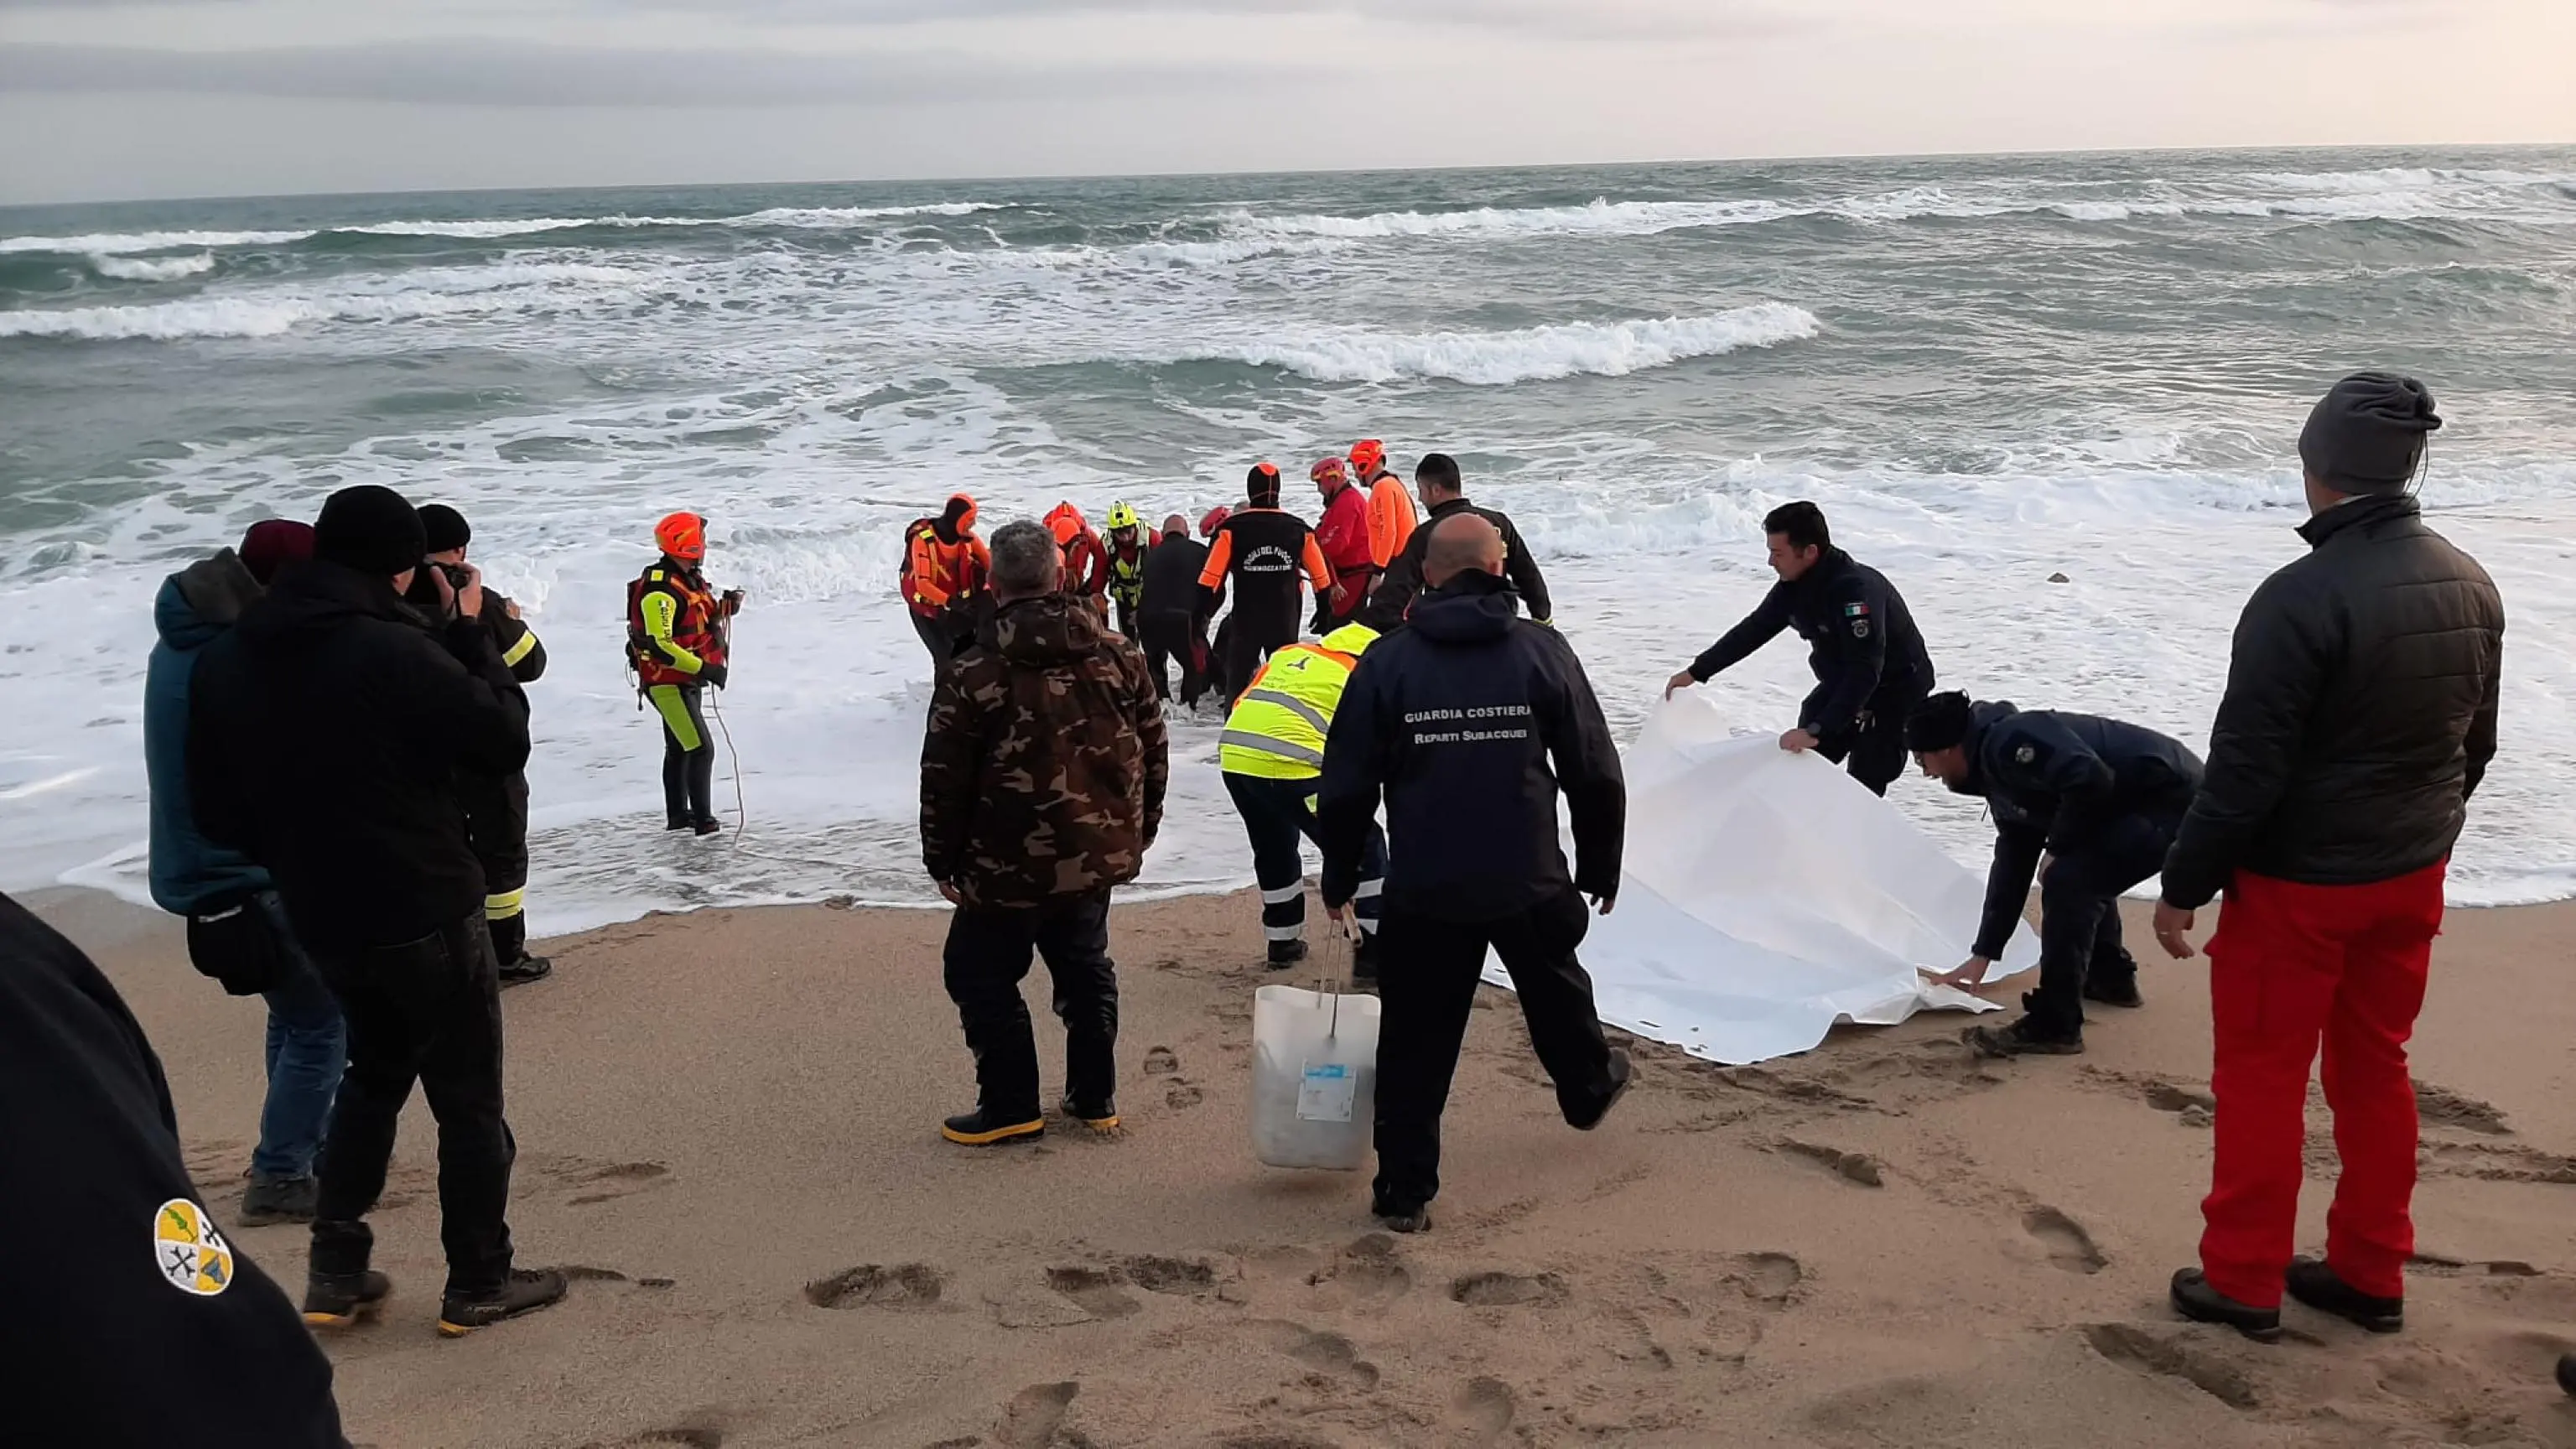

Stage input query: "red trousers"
[{"left": 2199, "top": 862, "right": 2446, "bottom": 1308}]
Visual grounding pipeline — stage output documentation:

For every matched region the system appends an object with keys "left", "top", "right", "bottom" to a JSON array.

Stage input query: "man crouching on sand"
[{"left": 921, "top": 520, "right": 1169, "bottom": 1146}]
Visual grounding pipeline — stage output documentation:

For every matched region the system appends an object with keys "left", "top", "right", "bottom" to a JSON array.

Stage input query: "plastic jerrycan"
[{"left": 1250, "top": 939, "right": 1381, "bottom": 1171}]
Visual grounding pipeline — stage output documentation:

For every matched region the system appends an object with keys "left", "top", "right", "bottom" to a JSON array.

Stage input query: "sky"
[{"left": 1, "top": 0, "right": 2571, "bottom": 204}]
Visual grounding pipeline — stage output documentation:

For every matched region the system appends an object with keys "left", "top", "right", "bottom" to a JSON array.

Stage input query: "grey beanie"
[{"left": 2298, "top": 372, "right": 2441, "bottom": 496}]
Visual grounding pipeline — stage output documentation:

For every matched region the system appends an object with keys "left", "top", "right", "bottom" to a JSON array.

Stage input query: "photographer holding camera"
[{"left": 408, "top": 504, "right": 553, "bottom": 987}]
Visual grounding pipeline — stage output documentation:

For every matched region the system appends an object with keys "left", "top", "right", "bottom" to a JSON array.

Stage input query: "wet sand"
[{"left": 36, "top": 885, "right": 2576, "bottom": 1448}]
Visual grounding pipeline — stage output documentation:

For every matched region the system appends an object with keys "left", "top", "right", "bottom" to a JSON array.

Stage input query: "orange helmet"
[
  {"left": 1349, "top": 439, "right": 1386, "bottom": 473},
  {"left": 1199, "top": 506, "right": 1231, "bottom": 538},
  {"left": 1045, "top": 501, "right": 1088, "bottom": 546},
  {"left": 655, "top": 511, "right": 707, "bottom": 564}
]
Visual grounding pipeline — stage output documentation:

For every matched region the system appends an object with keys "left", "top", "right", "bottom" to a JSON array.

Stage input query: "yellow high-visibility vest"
[{"left": 1218, "top": 624, "right": 1379, "bottom": 780}]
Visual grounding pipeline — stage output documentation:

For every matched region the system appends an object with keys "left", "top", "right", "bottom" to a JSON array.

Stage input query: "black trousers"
[
  {"left": 1372, "top": 888, "right": 1619, "bottom": 1213},
  {"left": 462, "top": 771, "right": 533, "bottom": 964},
  {"left": 943, "top": 891, "right": 1119, "bottom": 1120},
  {"left": 2024, "top": 811, "right": 2178, "bottom": 1039},
  {"left": 1222, "top": 610, "right": 1298, "bottom": 707},
  {"left": 310, "top": 911, "right": 516, "bottom": 1295},
  {"left": 1809, "top": 686, "right": 1919, "bottom": 797},
  {"left": 1224, "top": 772, "right": 1384, "bottom": 948},
  {"left": 1137, "top": 610, "right": 1207, "bottom": 707},
  {"left": 911, "top": 608, "right": 950, "bottom": 664},
  {"left": 651, "top": 683, "right": 715, "bottom": 827}
]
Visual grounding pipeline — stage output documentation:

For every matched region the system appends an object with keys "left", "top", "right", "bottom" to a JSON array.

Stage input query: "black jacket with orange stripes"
[{"left": 1196, "top": 506, "right": 1334, "bottom": 646}]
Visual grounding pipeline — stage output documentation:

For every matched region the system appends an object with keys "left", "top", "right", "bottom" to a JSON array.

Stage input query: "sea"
[{"left": 5, "top": 145, "right": 2573, "bottom": 934}]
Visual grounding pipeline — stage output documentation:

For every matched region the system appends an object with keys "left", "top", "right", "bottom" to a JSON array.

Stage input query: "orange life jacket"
[
  {"left": 901, "top": 517, "right": 989, "bottom": 615},
  {"left": 626, "top": 563, "right": 729, "bottom": 688}
]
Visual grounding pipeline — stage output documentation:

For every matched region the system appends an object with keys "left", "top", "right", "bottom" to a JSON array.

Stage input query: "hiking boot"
[
  {"left": 1371, "top": 1197, "right": 1431, "bottom": 1234},
  {"left": 438, "top": 1269, "right": 569, "bottom": 1338},
  {"left": 691, "top": 817, "right": 724, "bottom": 838},
  {"left": 942, "top": 1108, "right": 1046, "bottom": 1146},
  {"left": 1267, "top": 937, "right": 1309, "bottom": 969},
  {"left": 2170, "top": 1268, "right": 2282, "bottom": 1343},
  {"left": 1966, "top": 1017, "right": 2084, "bottom": 1059},
  {"left": 1060, "top": 1096, "right": 1121, "bottom": 1134},
  {"left": 2286, "top": 1256, "right": 2403, "bottom": 1334},
  {"left": 666, "top": 817, "right": 693, "bottom": 832},
  {"left": 1569, "top": 1048, "right": 1634, "bottom": 1131},
  {"left": 302, "top": 1269, "right": 392, "bottom": 1328},
  {"left": 2083, "top": 973, "right": 2144, "bottom": 1009},
  {"left": 239, "top": 1173, "right": 319, "bottom": 1227},
  {"left": 496, "top": 954, "right": 554, "bottom": 989}
]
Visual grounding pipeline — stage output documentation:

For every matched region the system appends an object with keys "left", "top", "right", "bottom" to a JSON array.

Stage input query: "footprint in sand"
[
  {"left": 1249, "top": 1321, "right": 1380, "bottom": 1389},
  {"left": 2413, "top": 1080, "right": 2511, "bottom": 1135},
  {"left": 1124, "top": 1255, "right": 1222, "bottom": 1296},
  {"left": 2081, "top": 1323, "right": 2258, "bottom": 1410},
  {"left": 2023, "top": 1208, "right": 2106, "bottom": 1275},
  {"left": 1300, "top": 1233, "right": 1414, "bottom": 1306},
  {"left": 804, "top": 1264, "right": 947, "bottom": 1310},
  {"left": 1449, "top": 1377, "right": 1516, "bottom": 1442},
  {"left": 1144, "top": 1046, "right": 1181, "bottom": 1076},
  {"left": 1166, "top": 1081, "right": 1206, "bottom": 1109},
  {"left": 1450, "top": 1270, "right": 1570, "bottom": 1308},
  {"left": 569, "top": 1161, "right": 672, "bottom": 1208},
  {"left": 1046, "top": 1266, "right": 1141, "bottom": 1319},
  {"left": 1731, "top": 1252, "right": 1805, "bottom": 1304},
  {"left": 1779, "top": 1140, "right": 1885, "bottom": 1188},
  {"left": 584, "top": 1426, "right": 724, "bottom": 1449},
  {"left": 996, "top": 1382, "right": 1078, "bottom": 1449}
]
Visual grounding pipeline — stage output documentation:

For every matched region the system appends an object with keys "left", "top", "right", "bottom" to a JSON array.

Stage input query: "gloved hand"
[{"left": 699, "top": 662, "right": 730, "bottom": 689}]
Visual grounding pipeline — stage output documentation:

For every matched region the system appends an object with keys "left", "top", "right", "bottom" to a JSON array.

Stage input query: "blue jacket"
[
  {"left": 143, "top": 552, "right": 270, "bottom": 916},
  {"left": 1317, "top": 569, "right": 1623, "bottom": 922}
]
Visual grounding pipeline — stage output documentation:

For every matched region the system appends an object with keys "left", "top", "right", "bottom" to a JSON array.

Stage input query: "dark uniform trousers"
[
  {"left": 1223, "top": 773, "right": 1384, "bottom": 947},
  {"left": 462, "top": 771, "right": 532, "bottom": 964},
  {"left": 1223, "top": 617, "right": 1296, "bottom": 709},
  {"left": 1810, "top": 686, "right": 1921, "bottom": 797},
  {"left": 1372, "top": 886, "right": 1620, "bottom": 1213},
  {"left": 1137, "top": 610, "right": 1208, "bottom": 708},
  {"left": 309, "top": 911, "right": 516, "bottom": 1296},
  {"left": 943, "top": 889, "right": 1119, "bottom": 1119},
  {"left": 2026, "top": 810, "right": 2179, "bottom": 1039}
]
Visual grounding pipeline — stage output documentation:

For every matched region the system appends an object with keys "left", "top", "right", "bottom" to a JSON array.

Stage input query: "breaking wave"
[
  {"left": 88, "top": 252, "right": 216, "bottom": 282},
  {"left": 1190, "top": 304, "right": 1820, "bottom": 386}
]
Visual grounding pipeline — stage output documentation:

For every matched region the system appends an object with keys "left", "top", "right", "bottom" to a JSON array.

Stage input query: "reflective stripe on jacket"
[
  {"left": 1218, "top": 624, "right": 1378, "bottom": 780},
  {"left": 629, "top": 564, "right": 727, "bottom": 688}
]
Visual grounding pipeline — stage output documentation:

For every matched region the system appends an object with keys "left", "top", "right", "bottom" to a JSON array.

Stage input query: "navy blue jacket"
[
  {"left": 143, "top": 552, "right": 272, "bottom": 917},
  {"left": 1955, "top": 701, "right": 2204, "bottom": 959},
  {"left": 1317, "top": 570, "right": 1623, "bottom": 921},
  {"left": 1689, "top": 547, "right": 1934, "bottom": 751}
]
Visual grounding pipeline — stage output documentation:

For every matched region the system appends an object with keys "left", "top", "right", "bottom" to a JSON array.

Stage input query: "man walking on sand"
[
  {"left": 922, "top": 520, "right": 1169, "bottom": 1146},
  {"left": 1318, "top": 512, "right": 1630, "bottom": 1234},
  {"left": 2156, "top": 374, "right": 2503, "bottom": 1342}
]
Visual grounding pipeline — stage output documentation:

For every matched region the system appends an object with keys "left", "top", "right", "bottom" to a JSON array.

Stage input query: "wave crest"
[
  {"left": 89, "top": 252, "right": 216, "bottom": 282},
  {"left": 1197, "top": 304, "right": 1820, "bottom": 386}
]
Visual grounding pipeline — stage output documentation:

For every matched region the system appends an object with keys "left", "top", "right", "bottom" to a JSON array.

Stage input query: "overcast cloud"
[{"left": 0, "top": 0, "right": 2567, "bottom": 203}]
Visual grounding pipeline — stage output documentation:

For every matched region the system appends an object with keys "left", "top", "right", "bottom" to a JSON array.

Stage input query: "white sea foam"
[
  {"left": 1, "top": 202, "right": 1011, "bottom": 258},
  {"left": 0, "top": 228, "right": 313, "bottom": 256},
  {"left": 87, "top": 252, "right": 216, "bottom": 281},
  {"left": 0, "top": 262, "right": 643, "bottom": 340},
  {"left": 1200, "top": 305, "right": 1820, "bottom": 386}
]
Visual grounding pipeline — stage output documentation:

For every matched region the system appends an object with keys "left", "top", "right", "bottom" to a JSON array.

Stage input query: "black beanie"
[
  {"left": 1246, "top": 462, "right": 1282, "bottom": 508},
  {"left": 418, "top": 503, "right": 470, "bottom": 554},
  {"left": 315, "top": 485, "right": 427, "bottom": 578},
  {"left": 1903, "top": 692, "right": 1976, "bottom": 754},
  {"left": 2298, "top": 372, "right": 2441, "bottom": 496}
]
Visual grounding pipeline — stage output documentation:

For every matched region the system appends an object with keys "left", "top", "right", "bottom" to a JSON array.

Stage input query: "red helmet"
[
  {"left": 1310, "top": 456, "right": 1348, "bottom": 486},
  {"left": 1198, "top": 506, "right": 1232, "bottom": 538},
  {"left": 1349, "top": 439, "right": 1386, "bottom": 473},
  {"left": 654, "top": 511, "right": 707, "bottom": 564}
]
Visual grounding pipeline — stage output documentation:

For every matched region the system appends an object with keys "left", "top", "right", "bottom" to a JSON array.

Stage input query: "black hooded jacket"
[
  {"left": 190, "top": 561, "right": 532, "bottom": 955},
  {"left": 1317, "top": 569, "right": 1623, "bottom": 921},
  {"left": 2161, "top": 495, "right": 2502, "bottom": 909},
  {"left": 1362, "top": 496, "right": 1553, "bottom": 630},
  {"left": 1689, "top": 546, "right": 1933, "bottom": 750}
]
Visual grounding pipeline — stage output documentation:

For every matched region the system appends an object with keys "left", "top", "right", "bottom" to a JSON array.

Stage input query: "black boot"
[
  {"left": 1370, "top": 1195, "right": 1430, "bottom": 1234},
  {"left": 438, "top": 1268, "right": 569, "bottom": 1338},
  {"left": 1060, "top": 1095, "right": 1120, "bottom": 1133},
  {"left": 2084, "top": 951, "right": 2145, "bottom": 1009},
  {"left": 1966, "top": 1015, "right": 2083, "bottom": 1058},
  {"left": 302, "top": 1269, "right": 392, "bottom": 1328},
  {"left": 240, "top": 1172, "right": 319, "bottom": 1226},
  {"left": 1569, "top": 1048, "right": 1633, "bottom": 1131},
  {"left": 1267, "top": 937, "right": 1309, "bottom": 970},
  {"left": 941, "top": 1106, "right": 1045, "bottom": 1146},
  {"left": 2557, "top": 1352, "right": 2575, "bottom": 1397},
  {"left": 2170, "top": 1268, "right": 2282, "bottom": 1342},
  {"left": 2285, "top": 1256, "right": 2403, "bottom": 1333}
]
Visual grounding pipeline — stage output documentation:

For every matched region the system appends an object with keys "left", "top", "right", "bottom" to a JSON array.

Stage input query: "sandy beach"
[{"left": 34, "top": 884, "right": 2576, "bottom": 1449}]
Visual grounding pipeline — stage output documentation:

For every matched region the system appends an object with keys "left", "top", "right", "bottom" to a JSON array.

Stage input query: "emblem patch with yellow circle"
[{"left": 153, "top": 1198, "right": 235, "bottom": 1296}]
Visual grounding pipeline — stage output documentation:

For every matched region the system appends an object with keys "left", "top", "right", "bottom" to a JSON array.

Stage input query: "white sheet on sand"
[{"left": 1480, "top": 695, "right": 2040, "bottom": 1067}]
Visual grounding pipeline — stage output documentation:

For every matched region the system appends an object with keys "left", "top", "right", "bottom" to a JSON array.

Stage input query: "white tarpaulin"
[{"left": 1481, "top": 694, "right": 2040, "bottom": 1066}]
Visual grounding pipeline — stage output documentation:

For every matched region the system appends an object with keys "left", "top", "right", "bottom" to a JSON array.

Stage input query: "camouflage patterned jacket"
[{"left": 921, "top": 593, "right": 1169, "bottom": 907}]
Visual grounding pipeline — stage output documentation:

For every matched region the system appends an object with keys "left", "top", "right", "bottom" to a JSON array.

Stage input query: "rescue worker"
[
  {"left": 1310, "top": 457, "right": 1374, "bottom": 630},
  {"left": 1904, "top": 693, "right": 2205, "bottom": 1058},
  {"left": 1363, "top": 453, "right": 1553, "bottom": 631},
  {"left": 1353, "top": 439, "right": 1418, "bottom": 584},
  {"left": 901, "top": 493, "right": 990, "bottom": 665},
  {"left": 1318, "top": 513, "right": 1630, "bottom": 1233},
  {"left": 1197, "top": 505, "right": 1236, "bottom": 700},
  {"left": 1197, "top": 464, "right": 1337, "bottom": 706},
  {"left": 1103, "top": 501, "right": 1150, "bottom": 639},
  {"left": 409, "top": 505, "right": 553, "bottom": 987},
  {"left": 1665, "top": 501, "right": 1932, "bottom": 797},
  {"left": 1220, "top": 621, "right": 1389, "bottom": 975},
  {"left": 2155, "top": 373, "right": 2503, "bottom": 1343},
  {"left": 921, "top": 521, "right": 1168, "bottom": 1146},
  {"left": 628, "top": 512, "right": 743, "bottom": 837},
  {"left": 1137, "top": 512, "right": 1212, "bottom": 708},
  {"left": 1045, "top": 501, "right": 1109, "bottom": 613}
]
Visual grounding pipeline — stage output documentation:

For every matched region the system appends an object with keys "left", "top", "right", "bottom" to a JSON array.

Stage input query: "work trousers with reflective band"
[
  {"left": 462, "top": 770, "right": 533, "bottom": 964},
  {"left": 648, "top": 683, "right": 715, "bottom": 827},
  {"left": 2199, "top": 861, "right": 2446, "bottom": 1310},
  {"left": 943, "top": 890, "right": 1119, "bottom": 1121},
  {"left": 1223, "top": 772, "right": 1383, "bottom": 947},
  {"left": 1372, "top": 889, "right": 1619, "bottom": 1213},
  {"left": 309, "top": 911, "right": 517, "bottom": 1296}
]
